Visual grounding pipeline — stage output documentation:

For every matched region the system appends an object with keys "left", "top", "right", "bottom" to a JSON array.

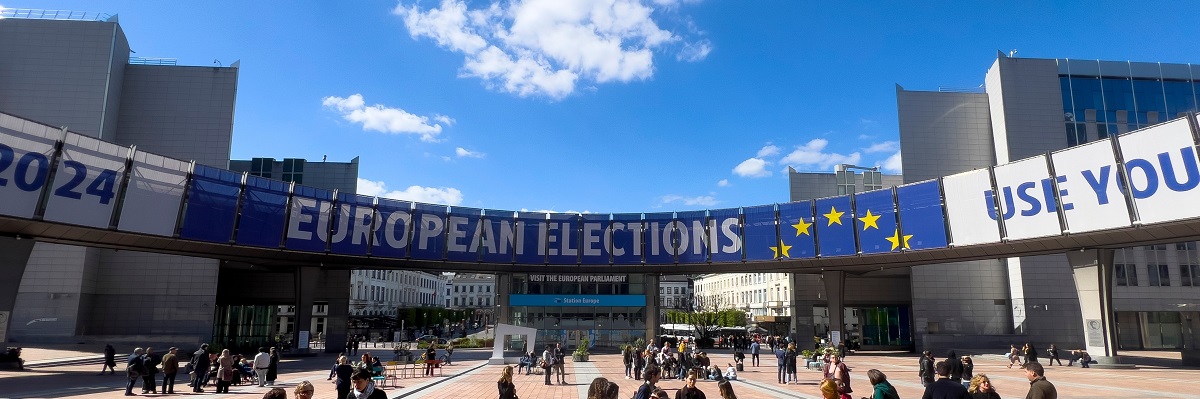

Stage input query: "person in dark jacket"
[
  {"left": 866, "top": 369, "right": 899, "bottom": 399},
  {"left": 623, "top": 345, "right": 634, "bottom": 379},
  {"left": 1023, "top": 343, "right": 1039, "bottom": 366},
  {"left": 189, "top": 344, "right": 210, "bottom": 393},
  {"left": 1045, "top": 344, "right": 1062, "bottom": 366},
  {"left": 141, "top": 347, "right": 160, "bottom": 394},
  {"left": 944, "top": 350, "right": 964, "bottom": 383},
  {"left": 100, "top": 344, "right": 117, "bottom": 375},
  {"left": 774, "top": 345, "right": 787, "bottom": 384},
  {"left": 633, "top": 364, "right": 661, "bottom": 399},
  {"left": 921, "top": 361, "right": 968, "bottom": 399},
  {"left": 967, "top": 374, "right": 1000, "bottom": 399},
  {"left": 266, "top": 347, "right": 279, "bottom": 385},
  {"left": 498, "top": 366, "right": 518, "bottom": 399},
  {"left": 918, "top": 351, "right": 935, "bottom": 387},
  {"left": 674, "top": 370, "right": 706, "bottom": 399},
  {"left": 1022, "top": 362, "right": 1056, "bottom": 399},
  {"left": 125, "top": 348, "right": 146, "bottom": 396},
  {"left": 334, "top": 356, "right": 354, "bottom": 399},
  {"left": 348, "top": 368, "right": 387, "bottom": 399}
]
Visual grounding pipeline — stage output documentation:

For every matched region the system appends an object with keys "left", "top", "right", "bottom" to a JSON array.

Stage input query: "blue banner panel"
[
  {"left": 371, "top": 198, "right": 412, "bottom": 258},
  {"left": 285, "top": 185, "right": 333, "bottom": 252},
  {"left": 675, "top": 210, "right": 708, "bottom": 264},
  {"left": 611, "top": 213, "right": 643, "bottom": 265},
  {"left": 329, "top": 192, "right": 375, "bottom": 256},
  {"left": 643, "top": 212, "right": 676, "bottom": 264},
  {"left": 234, "top": 175, "right": 290, "bottom": 248},
  {"left": 709, "top": 208, "right": 742, "bottom": 263},
  {"left": 480, "top": 209, "right": 515, "bottom": 263},
  {"left": 778, "top": 201, "right": 816, "bottom": 259},
  {"left": 547, "top": 213, "right": 580, "bottom": 265},
  {"left": 742, "top": 204, "right": 778, "bottom": 261},
  {"left": 515, "top": 212, "right": 546, "bottom": 264},
  {"left": 580, "top": 213, "right": 611, "bottom": 265},
  {"left": 179, "top": 165, "right": 242, "bottom": 243},
  {"left": 854, "top": 189, "right": 899, "bottom": 254},
  {"left": 897, "top": 180, "right": 950, "bottom": 250},
  {"left": 815, "top": 196, "right": 856, "bottom": 257},
  {"left": 509, "top": 294, "right": 646, "bottom": 307},
  {"left": 410, "top": 203, "right": 447, "bottom": 260},
  {"left": 446, "top": 206, "right": 483, "bottom": 262}
]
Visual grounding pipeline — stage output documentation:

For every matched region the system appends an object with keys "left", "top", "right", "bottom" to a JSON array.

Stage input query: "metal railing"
[
  {"left": 0, "top": 8, "right": 113, "bottom": 21},
  {"left": 129, "top": 57, "right": 178, "bottom": 66}
]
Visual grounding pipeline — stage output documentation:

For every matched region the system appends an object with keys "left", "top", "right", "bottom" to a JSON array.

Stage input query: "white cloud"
[
  {"left": 661, "top": 194, "right": 718, "bottom": 207},
  {"left": 357, "top": 178, "right": 463, "bottom": 206},
  {"left": 780, "top": 138, "right": 862, "bottom": 171},
  {"left": 732, "top": 157, "right": 771, "bottom": 178},
  {"left": 756, "top": 144, "right": 780, "bottom": 158},
  {"left": 322, "top": 94, "right": 447, "bottom": 142},
  {"left": 863, "top": 140, "right": 898, "bottom": 153},
  {"left": 455, "top": 147, "right": 485, "bottom": 158},
  {"left": 434, "top": 114, "right": 456, "bottom": 126},
  {"left": 717, "top": 179, "right": 729, "bottom": 187},
  {"left": 396, "top": 0, "right": 702, "bottom": 99},
  {"left": 881, "top": 151, "right": 902, "bottom": 173}
]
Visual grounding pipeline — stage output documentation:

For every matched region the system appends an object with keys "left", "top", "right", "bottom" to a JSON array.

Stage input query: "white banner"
[
  {"left": 992, "top": 155, "right": 1061, "bottom": 240},
  {"left": 43, "top": 133, "right": 128, "bottom": 228},
  {"left": 1118, "top": 118, "right": 1200, "bottom": 224},
  {"left": 0, "top": 116, "right": 59, "bottom": 219},
  {"left": 942, "top": 169, "right": 1001, "bottom": 246},
  {"left": 1051, "top": 138, "right": 1131, "bottom": 233},
  {"left": 118, "top": 151, "right": 190, "bottom": 236}
]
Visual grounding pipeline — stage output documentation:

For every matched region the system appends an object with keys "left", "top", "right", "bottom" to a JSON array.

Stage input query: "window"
[
  {"left": 1115, "top": 264, "right": 1138, "bottom": 286},
  {"left": 282, "top": 158, "right": 305, "bottom": 184},
  {"left": 1180, "top": 265, "right": 1200, "bottom": 287},
  {"left": 1176, "top": 242, "right": 1197, "bottom": 251},
  {"left": 250, "top": 158, "right": 274, "bottom": 178},
  {"left": 1148, "top": 264, "right": 1170, "bottom": 286}
]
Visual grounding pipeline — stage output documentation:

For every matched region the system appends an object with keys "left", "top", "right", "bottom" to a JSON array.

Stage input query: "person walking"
[
  {"left": 866, "top": 369, "right": 899, "bottom": 399},
  {"left": 1023, "top": 343, "right": 1038, "bottom": 366},
  {"left": 1045, "top": 344, "right": 1062, "bottom": 366},
  {"left": 918, "top": 350, "right": 935, "bottom": 387},
  {"left": 498, "top": 366, "right": 518, "bottom": 399},
  {"left": 142, "top": 347, "right": 160, "bottom": 394},
  {"left": 216, "top": 349, "right": 234, "bottom": 394},
  {"left": 189, "top": 344, "right": 211, "bottom": 393},
  {"left": 944, "top": 350, "right": 963, "bottom": 384},
  {"left": 674, "top": 370, "right": 706, "bottom": 399},
  {"left": 1022, "top": 363, "right": 1057, "bottom": 399},
  {"left": 161, "top": 347, "right": 179, "bottom": 394},
  {"left": 920, "top": 361, "right": 968, "bottom": 399},
  {"left": 267, "top": 347, "right": 279, "bottom": 386},
  {"left": 750, "top": 339, "right": 760, "bottom": 367},
  {"left": 253, "top": 347, "right": 271, "bottom": 387},
  {"left": 333, "top": 356, "right": 354, "bottom": 399},
  {"left": 1007, "top": 345, "right": 1021, "bottom": 368},
  {"left": 967, "top": 374, "right": 1000, "bottom": 399},
  {"left": 125, "top": 348, "right": 146, "bottom": 396},
  {"left": 100, "top": 344, "right": 117, "bottom": 375}
]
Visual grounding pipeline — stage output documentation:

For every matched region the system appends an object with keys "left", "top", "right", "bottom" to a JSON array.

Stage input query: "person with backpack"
[{"left": 125, "top": 347, "right": 146, "bottom": 396}]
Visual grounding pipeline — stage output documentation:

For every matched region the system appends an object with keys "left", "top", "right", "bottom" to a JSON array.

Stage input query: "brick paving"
[{"left": 2, "top": 346, "right": 1197, "bottom": 398}]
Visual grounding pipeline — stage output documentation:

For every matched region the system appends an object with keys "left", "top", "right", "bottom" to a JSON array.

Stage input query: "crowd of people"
[{"left": 110, "top": 344, "right": 284, "bottom": 396}]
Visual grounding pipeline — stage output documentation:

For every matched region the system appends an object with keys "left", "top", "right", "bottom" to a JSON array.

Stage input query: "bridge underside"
[{"left": 4, "top": 214, "right": 1199, "bottom": 274}]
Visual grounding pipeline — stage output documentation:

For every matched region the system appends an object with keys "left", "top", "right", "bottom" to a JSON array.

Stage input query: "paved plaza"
[{"left": 1, "top": 345, "right": 1196, "bottom": 399}]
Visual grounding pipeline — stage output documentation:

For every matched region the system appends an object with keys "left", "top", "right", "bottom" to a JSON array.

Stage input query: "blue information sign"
[{"left": 509, "top": 294, "right": 647, "bottom": 307}]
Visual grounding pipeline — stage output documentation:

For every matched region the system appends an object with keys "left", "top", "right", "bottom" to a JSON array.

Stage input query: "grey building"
[{"left": 229, "top": 157, "right": 360, "bottom": 193}]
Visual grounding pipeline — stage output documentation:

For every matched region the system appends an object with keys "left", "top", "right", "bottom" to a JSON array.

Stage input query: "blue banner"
[
  {"left": 329, "top": 192, "right": 375, "bottom": 256},
  {"left": 179, "top": 165, "right": 242, "bottom": 243},
  {"left": 854, "top": 189, "right": 899, "bottom": 254},
  {"left": 742, "top": 204, "right": 778, "bottom": 261},
  {"left": 446, "top": 206, "right": 483, "bottom": 262},
  {"left": 709, "top": 208, "right": 742, "bottom": 263},
  {"left": 815, "top": 196, "right": 856, "bottom": 257},
  {"left": 778, "top": 201, "right": 816, "bottom": 259},
  {"left": 480, "top": 209, "right": 515, "bottom": 263},
  {"left": 580, "top": 213, "right": 611, "bottom": 265},
  {"left": 285, "top": 185, "right": 333, "bottom": 252},
  {"left": 410, "top": 203, "right": 447, "bottom": 260},
  {"left": 611, "top": 213, "right": 643, "bottom": 265},
  {"left": 234, "top": 175, "right": 289, "bottom": 248},
  {"left": 509, "top": 294, "right": 647, "bottom": 307},
  {"left": 675, "top": 210, "right": 708, "bottom": 264},
  {"left": 643, "top": 212, "right": 675, "bottom": 264},
  {"left": 371, "top": 198, "right": 412, "bottom": 258},
  {"left": 515, "top": 212, "right": 545, "bottom": 264},
  {"left": 897, "top": 180, "right": 949, "bottom": 250},
  {"left": 547, "top": 213, "right": 580, "bottom": 265}
]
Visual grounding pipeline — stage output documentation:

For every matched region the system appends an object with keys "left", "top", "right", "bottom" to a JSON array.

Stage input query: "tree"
[{"left": 666, "top": 293, "right": 744, "bottom": 342}]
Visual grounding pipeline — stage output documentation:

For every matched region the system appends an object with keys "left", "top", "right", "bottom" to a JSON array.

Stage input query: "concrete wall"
[{"left": 115, "top": 65, "right": 238, "bottom": 167}]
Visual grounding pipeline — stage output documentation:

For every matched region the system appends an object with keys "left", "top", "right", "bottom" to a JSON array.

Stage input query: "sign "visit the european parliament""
[{"left": 1, "top": 112, "right": 1199, "bottom": 266}]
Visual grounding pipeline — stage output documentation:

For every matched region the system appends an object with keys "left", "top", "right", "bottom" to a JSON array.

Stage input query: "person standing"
[
  {"left": 498, "top": 366, "right": 518, "bottom": 399},
  {"left": 125, "top": 348, "right": 146, "bottom": 396},
  {"left": 919, "top": 350, "right": 935, "bottom": 387},
  {"left": 189, "top": 344, "right": 210, "bottom": 393},
  {"left": 294, "top": 380, "right": 315, "bottom": 399},
  {"left": 774, "top": 343, "right": 787, "bottom": 384},
  {"left": 633, "top": 349, "right": 646, "bottom": 382},
  {"left": 349, "top": 369, "right": 387, "bottom": 399},
  {"left": 267, "top": 347, "right": 279, "bottom": 386},
  {"left": 253, "top": 347, "right": 271, "bottom": 387},
  {"left": 542, "top": 345, "right": 555, "bottom": 386},
  {"left": 161, "top": 347, "right": 179, "bottom": 394},
  {"left": 967, "top": 374, "right": 1000, "bottom": 399},
  {"left": 1023, "top": 344, "right": 1038, "bottom": 366},
  {"left": 141, "top": 347, "right": 160, "bottom": 394},
  {"left": 633, "top": 364, "right": 661, "bottom": 399},
  {"left": 1022, "top": 363, "right": 1057, "bottom": 399},
  {"left": 333, "top": 356, "right": 354, "bottom": 399},
  {"left": 424, "top": 344, "right": 437, "bottom": 376},
  {"left": 749, "top": 340, "right": 760, "bottom": 367},
  {"left": 960, "top": 355, "right": 974, "bottom": 389},
  {"left": 1046, "top": 344, "right": 1062, "bottom": 366},
  {"left": 553, "top": 342, "right": 567, "bottom": 385},
  {"left": 826, "top": 355, "right": 852, "bottom": 395},
  {"left": 717, "top": 379, "right": 738, "bottom": 399},
  {"left": 215, "top": 349, "right": 234, "bottom": 394},
  {"left": 100, "top": 344, "right": 117, "bottom": 375},
  {"left": 920, "top": 361, "right": 968, "bottom": 399},
  {"left": 674, "top": 370, "right": 706, "bottom": 399},
  {"left": 623, "top": 345, "right": 634, "bottom": 379}
]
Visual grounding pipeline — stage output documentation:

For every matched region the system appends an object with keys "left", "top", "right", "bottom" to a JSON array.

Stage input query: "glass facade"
[
  {"left": 1059, "top": 62, "right": 1200, "bottom": 147},
  {"left": 509, "top": 274, "right": 648, "bottom": 348},
  {"left": 212, "top": 305, "right": 277, "bottom": 352},
  {"left": 859, "top": 306, "right": 912, "bottom": 347}
]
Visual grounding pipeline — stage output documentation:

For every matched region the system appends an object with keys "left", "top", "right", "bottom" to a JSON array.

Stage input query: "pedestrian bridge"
[{"left": 1, "top": 111, "right": 1200, "bottom": 274}]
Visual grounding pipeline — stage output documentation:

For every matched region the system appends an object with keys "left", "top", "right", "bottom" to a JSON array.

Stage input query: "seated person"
[
  {"left": 707, "top": 364, "right": 722, "bottom": 380},
  {"left": 723, "top": 363, "right": 738, "bottom": 380},
  {"left": 370, "top": 357, "right": 384, "bottom": 376},
  {"left": 517, "top": 352, "right": 534, "bottom": 375}
]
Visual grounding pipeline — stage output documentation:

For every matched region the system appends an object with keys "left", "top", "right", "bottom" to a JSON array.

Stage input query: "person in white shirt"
[
  {"left": 724, "top": 363, "right": 738, "bottom": 380},
  {"left": 252, "top": 347, "right": 271, "bottom": 387}
]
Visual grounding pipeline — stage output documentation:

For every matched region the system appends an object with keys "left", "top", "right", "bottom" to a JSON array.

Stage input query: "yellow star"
[
  {"left": 858, "top": 210, "right": 881, "bottom": 231},
  {"left": 884, "top": 229, "right": 913, "bottom": 251},
  {"left": 769, "top": 241, "right": 793, "bottom": 259},
  {"left": 823, "top": 206, "right": 845, "bottom": 226},
  {"left": 792, "top": 218, "right": 812, "bottom": 236}
]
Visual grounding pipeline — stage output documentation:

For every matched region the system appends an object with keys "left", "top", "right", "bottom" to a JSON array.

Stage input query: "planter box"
[{"left": 572, "top": 354, "right": 589, "bottom": 362}]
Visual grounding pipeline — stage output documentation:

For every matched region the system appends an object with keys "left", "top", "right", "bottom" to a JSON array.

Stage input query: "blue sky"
[{"left": 6, "top": 1, "right": 1198, "bottom": 214}]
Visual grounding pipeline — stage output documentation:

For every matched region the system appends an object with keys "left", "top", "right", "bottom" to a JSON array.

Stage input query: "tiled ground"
[{"left": 2, "top": 346, "right": 1197, "bottom": 399}]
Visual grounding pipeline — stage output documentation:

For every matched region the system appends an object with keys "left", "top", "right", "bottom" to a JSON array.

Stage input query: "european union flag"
[
  {"left": 854, "top": 189, "right": 899, "bottom": 254},
  {"left": 777, "top": 201, "right": 816, "bottom": 259},
  {"left": 896, "top": 180, "right": 949, "bottom": 250},
  {"left": 815, "top": 195, "right": 856, "bottom": 256},
  {"left": 742, "top": 204, "right": 778, "bottom": 261}
]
